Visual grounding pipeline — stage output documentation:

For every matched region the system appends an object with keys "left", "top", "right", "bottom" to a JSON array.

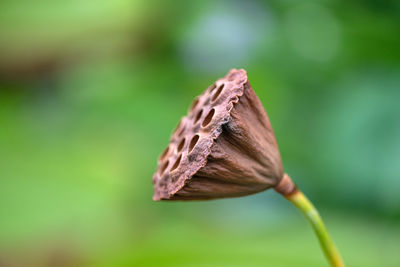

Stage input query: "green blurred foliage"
[{"left": 0, "top": 0, "right": 399, "bottom": 266}]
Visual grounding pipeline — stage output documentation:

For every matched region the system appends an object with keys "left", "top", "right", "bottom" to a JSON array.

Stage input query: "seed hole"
[
  {"left": 173, "top": 119, "right": 182, "bottom": 134},
  {"left": 177, "top": 138, "right": 185, "bottom": 152},
  {"left": 189, "top": 134, "right": 200, "bottom": 153},
  {"left": 194, "top": 109, "right": 203, "bottom": 124},
  {"left": 170, "top": 154, "right": 182, "bottom": 172},
  {"left": 202, "top": 108, "right": 215, "bottom": 127},
  {"left": 160, "top": 146, "right": 169, "bottom": 161},
  {"left": 159, "top": 160, "right": 169, "bottom": 175},
  {"left": 190, "top": 98, "right": 199, "bottom": 111},
  {"left": 211, "top": 84, "right": 224, "bottom": 102},
  {"left": 177, "top": 124, "right": 186, "bottom": 137},
  {"left": 208, "top": 84, "right": 216, "bottom": 93}
]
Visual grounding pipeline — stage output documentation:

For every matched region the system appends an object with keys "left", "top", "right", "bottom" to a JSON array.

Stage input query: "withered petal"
[{"left": 153, "top": 69, "right": 283, "bottom": 200}]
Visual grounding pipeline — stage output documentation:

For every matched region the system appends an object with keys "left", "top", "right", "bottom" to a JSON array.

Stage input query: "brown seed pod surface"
[{"left": 153, "top": 69, "right": 283, "bottom": 200}]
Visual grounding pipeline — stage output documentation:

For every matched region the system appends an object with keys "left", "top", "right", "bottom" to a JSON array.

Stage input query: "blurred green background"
[{"left": 1, "top": 0, "right": 399, "bottom": 266}]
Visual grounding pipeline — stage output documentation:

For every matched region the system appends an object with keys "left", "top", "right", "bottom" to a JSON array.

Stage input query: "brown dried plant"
[
  {"left": 153, "top": 69, "right": 286, "bottom": 200},
  {"left": 152, "top": 69, "right": 344, "bottom": 267}
]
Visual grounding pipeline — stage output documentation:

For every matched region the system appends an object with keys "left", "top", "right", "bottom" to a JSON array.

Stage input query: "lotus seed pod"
[{"left": 153, "top": 69, "right": 284, "bottom": 200}]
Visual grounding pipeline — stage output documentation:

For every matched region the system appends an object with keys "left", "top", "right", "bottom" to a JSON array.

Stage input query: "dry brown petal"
[{"left": 153, "top": 69, "right": 284, "bottom": 200}]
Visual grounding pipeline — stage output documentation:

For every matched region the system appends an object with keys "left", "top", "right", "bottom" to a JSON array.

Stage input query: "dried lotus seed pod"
[
  {"left": 153, "top": 68, "right": 284, "bottom": 200},
  {"left": 152, "top": 69, "right": 345, "bottom": 267}
]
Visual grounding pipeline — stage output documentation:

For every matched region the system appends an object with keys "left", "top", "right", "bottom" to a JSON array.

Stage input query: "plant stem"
[
  {"left": 275, "top": 174, "right": 344, "bottom": 267},
  {"left": 286, "top": 190, "right": 344, "bottom": 267}
]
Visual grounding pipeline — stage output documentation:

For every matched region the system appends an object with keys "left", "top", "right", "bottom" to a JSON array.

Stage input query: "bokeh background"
[{"left": 1, "top": 0, "right": 400, "bottom": 266}]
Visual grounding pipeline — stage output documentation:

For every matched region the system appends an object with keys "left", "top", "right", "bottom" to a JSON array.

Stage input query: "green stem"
[{"left": 285, "top": 190, "right": 345, "bottom": 267}]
